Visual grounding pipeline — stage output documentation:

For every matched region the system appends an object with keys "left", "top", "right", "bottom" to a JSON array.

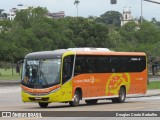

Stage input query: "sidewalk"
[
  {"left": 145, "top": 89, "right": 160, "bottom": 96},
  {"left": 127, "top": 89, "right": 160, "bottom": 98}
]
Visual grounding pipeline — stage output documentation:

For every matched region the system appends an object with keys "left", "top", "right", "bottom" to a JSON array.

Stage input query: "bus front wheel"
[
  {"left": 112, "top": 87, "right": 126, "bottom": 103},
  {"left": 69, "top": 91, "right": 80, "bottom": 107},
  {"left": 38, "top": 102, "right": 49, "bottom": 108}
]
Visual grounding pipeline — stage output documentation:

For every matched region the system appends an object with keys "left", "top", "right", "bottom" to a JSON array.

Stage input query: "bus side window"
[
  {"left": 62, "top": 55, "right": 74, "bottom": 84},
  {"left": 74, "top": 65, "right": 81, "bottom": 75}
]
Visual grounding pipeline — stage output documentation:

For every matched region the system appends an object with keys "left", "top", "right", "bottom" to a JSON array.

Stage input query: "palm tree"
[
  {"left": 0, "top": 9, "right": 4, "bottom": 19},
  {"left": 74, "top": 0, "right": 80, "bottom": 17},
  {"left": 0, "top": 9, "right": 4, "bottom": 16}
]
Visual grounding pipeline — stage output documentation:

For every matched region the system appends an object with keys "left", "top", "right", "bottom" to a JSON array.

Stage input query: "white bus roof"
[{"left": 67, "top": 48, "right": 113, "bottom": 52}]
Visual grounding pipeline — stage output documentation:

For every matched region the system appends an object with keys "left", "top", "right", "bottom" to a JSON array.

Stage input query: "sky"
[{"left": 0, "top": 0, "right": 160, "bottom": 21}]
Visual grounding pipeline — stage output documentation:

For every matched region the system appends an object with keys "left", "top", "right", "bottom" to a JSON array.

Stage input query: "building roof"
[{"left": 123, "top": 7, "right": 131, "bottom": 13}]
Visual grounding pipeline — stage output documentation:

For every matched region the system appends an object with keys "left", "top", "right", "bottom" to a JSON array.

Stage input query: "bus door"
[{"left": 61, "top": 55, "right": 74, "bottom": 101}]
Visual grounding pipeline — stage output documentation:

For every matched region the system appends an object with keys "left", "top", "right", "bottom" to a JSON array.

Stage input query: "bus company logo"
[
  {"left": 106, "top": 73, "right": 131, "bottom": 95},
  {"left": 74, "top": 76, "right": 100, "bottom": 84},
  {"left": 2, "top": 112, "right": 11, "bottom": 117}
]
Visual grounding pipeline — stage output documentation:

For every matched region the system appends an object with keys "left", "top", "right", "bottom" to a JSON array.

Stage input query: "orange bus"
[{"left": 21, "top": 48, "right": 147, "bottom": 108}]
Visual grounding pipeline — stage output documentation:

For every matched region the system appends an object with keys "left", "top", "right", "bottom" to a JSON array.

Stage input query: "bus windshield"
[{"left": 22, "top": 59, "right": 61, "bottom": 88}]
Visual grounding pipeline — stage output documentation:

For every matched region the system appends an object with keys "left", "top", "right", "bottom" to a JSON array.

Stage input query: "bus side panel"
[
  {"left": 73, "top": 74, "right": 106, "bottom": 98},
  {"left": 72, "top": 73, "right": 131, "bottom": 98},
  {"left": 61, "top": 80, "right": 72, "bottom": 102},
  {"left": 72, "top": 71, "right": 147, "bottom": 99},
  {"left": 128, "top": 70, "right": 147, "bottom": 94}
]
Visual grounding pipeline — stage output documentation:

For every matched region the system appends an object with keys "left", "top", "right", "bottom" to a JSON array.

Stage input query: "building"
[
  {"left": 7, "top": 5, "right": 28, "bottom": 20},
  {"left": 121, "top": 7, "right": 133, "bottom": 26},
  {"left": 47, "top": 11, "right": 65, "bottom": 19},
  {"left": 7, "top": 8, "right": 17, "bottom": 20}
]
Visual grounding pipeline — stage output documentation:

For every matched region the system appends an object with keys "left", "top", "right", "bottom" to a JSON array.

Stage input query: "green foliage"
[
  {"left": 0, "top": 68, "right": 20, "bottom": 80},
  {"left": 0, "top": 7, "right": 160, "bottom": 68},
  {"left": 148, "top": 81, "right": 160, "bottom": 90},
  {"left": 95, "top": 11, "right": 122, "bottom": 27}
]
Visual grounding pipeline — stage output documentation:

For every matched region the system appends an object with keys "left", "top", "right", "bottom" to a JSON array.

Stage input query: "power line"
[{"left": 144, "top": 0, "right": 160, "bottom": 4}]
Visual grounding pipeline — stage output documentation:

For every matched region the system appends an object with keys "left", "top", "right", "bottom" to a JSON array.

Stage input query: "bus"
[{"left": 21, "top": 48, "right": 147, "bottom": 108}]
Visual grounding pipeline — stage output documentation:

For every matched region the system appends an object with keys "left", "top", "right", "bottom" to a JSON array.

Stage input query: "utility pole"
[
  {"left": 142, "top": 0, "right": 160, "bottom": 23},
  {"left": 144, "top": 0, "right": 160, "bottom": 4}
]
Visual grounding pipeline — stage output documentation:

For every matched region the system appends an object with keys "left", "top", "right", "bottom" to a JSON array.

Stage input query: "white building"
[
  {"left": 7, "top": 5, "right": 28, "bottom": 20},
  {"left": 121, "top": 7, "right": 133, "bottom": 26},
  {"left": 7, "top": 8, "right": 17, "bottom": 20},
  {"left": 47, "top": 11, "right": 65, "bottom": 19}
]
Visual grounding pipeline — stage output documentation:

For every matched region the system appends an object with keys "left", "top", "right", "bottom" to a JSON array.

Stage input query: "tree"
[
  {"left": 151, "top": 17, "right": 157, "bottom": 23},
  {"left": 95, "top": 11, "right": 122, "bottom": 27},
  {"left": 74, "top": 0, "right": 80, "bottom": 17},
  {"left": 0, "top": 9, "right": 7, "bottom": 19},
  {"left": 0, "top": 9, "right": 4, "bottom": 14},
  {"left": 15, "top": 7, "right": 48, "bottom": 29},
  {"left": 108, "top": 31, "right": 125, "bottom": 50}
]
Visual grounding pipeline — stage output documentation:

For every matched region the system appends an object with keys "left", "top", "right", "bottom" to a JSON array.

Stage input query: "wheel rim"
[
  {"left": 120, "top": 89, "right": 125, "bottom": 101},
  {"left": 73, "top": 94, "right": 79, "bottom": 103}
]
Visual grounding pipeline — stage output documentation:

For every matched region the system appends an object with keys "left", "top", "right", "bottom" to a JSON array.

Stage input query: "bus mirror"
[
  {"left": 16, "top": 64, "right": 20, "bottom": 73},
  {"left": 17, "top": 60, "right": 24, "bottom": 76}
]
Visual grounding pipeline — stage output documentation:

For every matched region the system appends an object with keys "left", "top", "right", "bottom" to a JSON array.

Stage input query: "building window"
[{"left": 125, "top": 14, "right": 128, "bottom": 20}]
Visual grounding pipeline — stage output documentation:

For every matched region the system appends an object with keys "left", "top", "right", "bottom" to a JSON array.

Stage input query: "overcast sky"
[{"left": 1, "top": 0, "right": 160, "bottom": 21}]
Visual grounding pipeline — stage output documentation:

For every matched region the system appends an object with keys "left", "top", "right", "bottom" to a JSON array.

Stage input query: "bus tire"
[
  {"left": 38, "top": 102, "right": 49, "bottom": 108},
  {"left": 69, "top": 91, "right": 80, "bottom": 107},
  {"left": 85, "top": 99, "right": 98, "bottom": 105},
  {"left": 112, "top": 87, "right": 126, "bottom": 103}
]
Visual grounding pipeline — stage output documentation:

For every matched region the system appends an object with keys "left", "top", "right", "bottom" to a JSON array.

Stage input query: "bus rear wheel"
[
  {"left": 69, "top": 91, "right": 80, "bottom": 107},
  {"left": 112, "top": 87, "right": 126, "bottom": 103},
  {"left": 85, "top": 99, "right": 98, "bottom": 105},
  {"left": 38, "top": 102, "right": 49, "bottom": 108}
]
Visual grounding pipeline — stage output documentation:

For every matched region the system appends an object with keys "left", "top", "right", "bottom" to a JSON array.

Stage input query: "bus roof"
[
  {"left": 25, "top": 48, "right": 146, "bottom": 59},
  {"left": 67, "top": 48, "right": 113, "bottom": 52},
  {"left": 25, "top": 49, "right": 67, "bottom": 59},
  {"left": 67, "top": 48, "right": 146, "bottom": 56}
]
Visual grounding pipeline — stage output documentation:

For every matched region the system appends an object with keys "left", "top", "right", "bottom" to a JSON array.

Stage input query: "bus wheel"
[
  {"left": 112, "top": 87, "right": 126, "bottom": 103},
  {"left": 38, "top": 102, "right": 49, "bottom": 108},
  {"left": 69, "top": 91, "right": 80, "bottom": 107},
  {"left": 85, "top": 99, "right": 98, "bottom": 105}
]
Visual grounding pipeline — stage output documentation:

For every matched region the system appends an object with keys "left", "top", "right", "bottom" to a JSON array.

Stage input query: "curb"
[
  {"left": 0, "top": 80, "right": 20, "bottom": 86},
  {"left": 127, "top": 94, "right": 160, "bottom": 98}
]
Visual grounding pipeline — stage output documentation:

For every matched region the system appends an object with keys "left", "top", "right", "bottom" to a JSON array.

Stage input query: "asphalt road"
[
  {"left": 0, "top": 76, "right": 159, "bottom": 119},
  {"left": 0, "top": 85, "right": 160, "bottom": 111},
  {"left": 0, "top": 85, "right": 160, "bottom": 120}
]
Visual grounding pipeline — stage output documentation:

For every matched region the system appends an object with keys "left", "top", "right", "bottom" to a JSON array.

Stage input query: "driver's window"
[{"left": 62, "top": 55, "right": 74, "bottom": 84}]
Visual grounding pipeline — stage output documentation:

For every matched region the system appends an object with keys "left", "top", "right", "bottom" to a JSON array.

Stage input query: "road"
[{"left": 0, "top": 85, "right": 160, "bottom": 112}]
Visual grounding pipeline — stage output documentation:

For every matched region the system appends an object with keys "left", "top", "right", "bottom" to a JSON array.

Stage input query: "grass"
[
  {"left": 148, "top": 81, "right": 160, "bottom": 90},
  {"left": 0, "top": 68, "right": 21, "bottom": 80}
]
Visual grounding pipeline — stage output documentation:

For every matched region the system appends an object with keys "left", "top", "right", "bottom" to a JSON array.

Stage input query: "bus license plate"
[{"left": 35, "top": 97, "right": 42, "bottom": 100}]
